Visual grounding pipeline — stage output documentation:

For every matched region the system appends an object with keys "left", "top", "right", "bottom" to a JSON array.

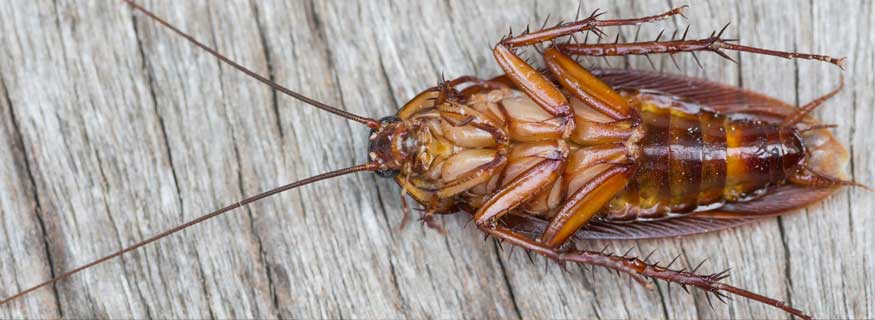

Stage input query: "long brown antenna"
[
  {"left": 0, "top": 162, "right": 379, "bottom": 306},
  {"left": 123, "top": 0, "right": 381, "bottom": 129}
]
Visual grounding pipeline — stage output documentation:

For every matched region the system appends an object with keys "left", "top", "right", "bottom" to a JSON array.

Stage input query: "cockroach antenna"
[
  {"left": 0, "top": 162, "right": 379, "bottom": 305},
  {"left": 122, "top": 0, "right": 381, "bottom": 129},
  {"left": 0, "top": 0, "right": 394, "bottom": 306}
]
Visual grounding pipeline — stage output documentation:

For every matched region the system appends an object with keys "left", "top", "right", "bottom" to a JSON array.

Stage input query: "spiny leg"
[
  {"left": 504, "top": 6, "right": 688, "bottom": 48},
  {"left": 492, "top": 44, "right": 576, "bottom": 137},
  {"left": 399, "top": 76, "right": 512, "bottom": 120},
  {"left": 480, "top": 225, "right": 812, "bottom": 320},
  {"left": 435, "top": 76, "right": 504, "bottom": 104},
  {"left": 443, "top": 75, "right": 515, "bottom": 100},
  {"left": 474, "top": 157, "right": 565, "bottom": 224},
  {"left": 543, "top": 47, "right": 634, "bottom": 120},
  {"left": 555, "top": 23, "right": 846, "bottom": 68},
  {"left": 493, "top": 7, "right": 687, "bottom": 133},
  {"left": 493, "top": 7, "right": 688, "bottom": 133},
  {"left": 535, "top": 144, "right": 631, "bottom": 248},
  {"left": 541, "top": 165, "right": 632, "bottom": 247}
]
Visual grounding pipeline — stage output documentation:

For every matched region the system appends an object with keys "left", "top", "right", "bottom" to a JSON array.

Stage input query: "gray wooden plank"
[{"left": 0, "top": 0, "right": 871, "bottom": 318}]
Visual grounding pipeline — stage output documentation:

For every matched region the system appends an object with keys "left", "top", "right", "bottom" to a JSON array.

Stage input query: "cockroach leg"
[
  {"left": 571, "top": 118, "right": 637, "bottom": 145},
  {"left": 502, "top": 6, "right": 688, "bottom": 48},
  {"left": 436, "top": 99, "right": 509, "bottom": 143},
  {"left": 474, "top": 158, "right": 565, "bottom": 224},
  {"left": 543, "top": 47, "right": 634, "bottom": 120},
  {"left": 493, "top": 44, "right": 574, "bottom": 132},
  {"left": 445, "top": 75, "right": 483, "bottom": 87},
  {"left": 419, "top": 209, "right": 448, "bottom": 235},
  {"left": 541, "top": 165, "right": 632, "bottom": 248},
  {"left": 399, "top": 191, "right": 411, "bottom": 230},
  {"left": 798, "top": 124, "right": 838, "bottom": 133},
  {"left": 447, "top": 76, "right": 514, "bottom": 97},
  {"left": 431, "top": 75, "right": 514, "bottom": 97},
  {"left": 400, "top": 77, "right": 510, "bottom": 135},
  {"left": 436, "top": 155, "right": 506, "bottom": 198},
  {"left": 556, "top": 26, "right": 846, "bottom": 68},
  {"left": 445, "top": 75, "right": 509, "bottom": 91},
  {"left": 566, "top": 143, "right": 628, "bottom": 169},
  {"left": 435, "top": 77, "right": 465, "bottom": 106},
  {"left": 480, "top": 225, "right": 813, "bottom": 320},
  {"left": 397, "top": 90, "right": 440, "bottom": 120}
]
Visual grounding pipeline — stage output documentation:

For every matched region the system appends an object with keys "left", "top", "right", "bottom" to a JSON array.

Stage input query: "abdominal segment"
[{"left": 602, "top": 96, "right": 803, "bottom": 222}]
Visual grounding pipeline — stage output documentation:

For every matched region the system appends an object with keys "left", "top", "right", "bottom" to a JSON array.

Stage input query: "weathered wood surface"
[{"left": 0, "top": 0, "right": 872, "bottom": 318}]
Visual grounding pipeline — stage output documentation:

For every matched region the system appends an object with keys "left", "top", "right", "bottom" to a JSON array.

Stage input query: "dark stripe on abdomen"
[
  {"left": 635, "top": 104, "right": 671, "bottom": 217},
  {"left": 603, "top": 107, "right": 802, "bottom": 222},
  {"left": 698, "top": 111, "right": 727, "bottom": 205},
  {"left": 668, "top": 109, "right": 703, "bottom": 213}
]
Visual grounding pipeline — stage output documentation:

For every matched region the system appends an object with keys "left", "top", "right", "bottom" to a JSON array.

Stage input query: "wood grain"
[{"left": 0, "top": 0, "right": 872, "bottom": 318}]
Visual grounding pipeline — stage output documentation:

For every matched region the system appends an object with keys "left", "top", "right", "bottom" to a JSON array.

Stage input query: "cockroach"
[{"left": 1, "top": 2, "right": 858, "bottom": 319}]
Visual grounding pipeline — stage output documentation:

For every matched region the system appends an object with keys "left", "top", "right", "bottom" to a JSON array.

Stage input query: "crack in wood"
[{"left": 2, "top": 73, "right": 64, "bottom": 318}]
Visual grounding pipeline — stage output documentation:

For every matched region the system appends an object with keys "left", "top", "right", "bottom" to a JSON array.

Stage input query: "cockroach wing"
[
  {"left": 577, "top": 185, "right": 839, "bottom": 240},
  {"left": 591, "top": 68, "right": 801, "bottom": 119},
  {"left": 501, "top": 185, "right": 838, "bottom": 240},
  {"left": 570, "top": 69, "right": 844, "bottom": 239}
]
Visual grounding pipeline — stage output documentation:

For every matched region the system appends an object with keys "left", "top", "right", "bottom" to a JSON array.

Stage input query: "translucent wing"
[{"left": 501, "top": 184, "right": 839, "bottom": 240}]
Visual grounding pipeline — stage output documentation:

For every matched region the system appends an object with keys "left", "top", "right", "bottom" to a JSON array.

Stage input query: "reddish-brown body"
[
  {"left": 3, "top": 3, "right": 854, "bottom": 320},
  {"left": 361, "top": 8, "right": 850, "bottom": 318},
  {"left": 604, "top": 93, "right": 807, "bottom": 220},
  {"left": 379, "top": 73, "right": 844, "bottom": 240}
]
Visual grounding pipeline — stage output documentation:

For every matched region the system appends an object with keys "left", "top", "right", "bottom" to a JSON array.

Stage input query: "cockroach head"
[{"left": 367, "top": 116, "right": 413, "bottom": 178}]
